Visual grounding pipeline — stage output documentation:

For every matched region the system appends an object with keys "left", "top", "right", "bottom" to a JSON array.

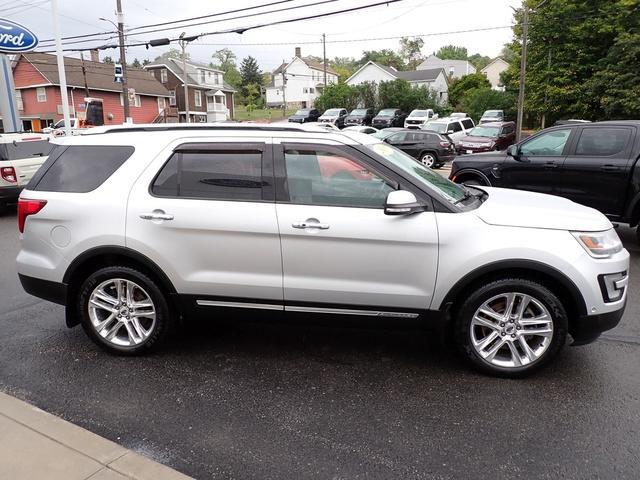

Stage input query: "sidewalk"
[{"left": 0, "top": 392, "right": 192, "bottom": 480}]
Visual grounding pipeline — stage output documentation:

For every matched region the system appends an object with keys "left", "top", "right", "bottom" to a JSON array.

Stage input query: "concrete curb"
[{"left": 0, "top": 392, "right": 192, "bottom": 480}]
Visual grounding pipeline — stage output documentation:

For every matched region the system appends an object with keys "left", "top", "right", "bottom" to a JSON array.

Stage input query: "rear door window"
[
  {"left": 574, "top": 128, "right": 631, "bottom": 157},
  {"left": 461, "top": 119, "right": 474, "bottom": 130},
  {"left": 449, "top": 122, "right": 462, "bottom": 133},
  {"left": 152, "top": 148, "right": 264, "bottom": 201},
  {"left": 29, "top": 145, "right": 134, "bottom": 192}
]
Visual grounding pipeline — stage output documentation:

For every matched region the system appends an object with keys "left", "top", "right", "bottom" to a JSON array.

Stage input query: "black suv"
[
  {"left": 384, "top": 129, "right": 455, "bottom": 169},
  {"left": 372, "top": 109, "right": 407, "bottom": 129},
  {"left": 344, "top": 108, "right": 375, "bottom": 126},
  {"left": 288, "top": 108, "right": 321, "bottom": 123},
  {"left": 450, "top": 121, "right": 640, "bottom": 238}
]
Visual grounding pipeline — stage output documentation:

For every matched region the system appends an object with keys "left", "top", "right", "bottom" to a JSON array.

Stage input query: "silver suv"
[{"left": 17, "top": 124, "right": 629, "bottom": 377}]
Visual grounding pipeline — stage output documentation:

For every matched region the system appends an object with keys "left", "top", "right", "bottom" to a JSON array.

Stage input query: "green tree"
[
  {"left": 399, "top": 37, "right": 425, "bottom": 70},
  {"left": 102, "top": 56, "right": 114, "bottom": 64},
  {"left": 314, "top": 83, "right": 360, "bottom": 112},
  {"left": 240, "top": 56, "right": 262, "bottom": 92},
  {"left": 459, "top": 88, "right": 516, "bottom": 123},
  {"left": 435, "top": 45, "right": 468, "bottom": 60},
  {"left": 448, "top": 73, "right": 491, "bottom": 108},
  {"left": 468, "top": 53, "right": 492, "bottom": 71},
  {"left": 131, "top": 58, "right": 141, "bottom": 68},
  {"left": 154, "top": 48, "right": 188, "bottom": 62},
  {"left": 212, "top": 48, "right": 241, "bottom": 88},
  {"left": 378, "top": 79, "right": 416, "bottom": 113},
  {"left": 355, "top": 82, "right": 378, "bottom": 111},
  {"left": 358, "top": 49, "right": 406, "bottom": 70}
]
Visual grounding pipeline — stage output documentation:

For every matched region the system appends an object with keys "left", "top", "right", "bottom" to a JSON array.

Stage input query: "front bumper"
[
  {"left": 458, "top": 145, "right": 494, "bottom": 154},
  {"left": 571, "top": 299, "right": 626, "bottom": 345},
  {"left": 0, "top": 185, "right": 22, "bottom": 203}
]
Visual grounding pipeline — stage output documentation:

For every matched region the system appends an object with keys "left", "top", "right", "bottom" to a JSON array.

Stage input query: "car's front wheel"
[
  {"left": 77, "top": 266, "right": 172, "bottom": 355},
  {"left": 454, "top": 278, "right": 568, "bottom": 377},
  {"left": 419, "top": 152, "right": 437, "bottom": 168}
]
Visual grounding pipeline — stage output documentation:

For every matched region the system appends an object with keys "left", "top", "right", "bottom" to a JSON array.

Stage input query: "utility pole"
[
  {"left": 540, "top": 49, "right": 551, "bottom": 129},
  {"left": 322, "top": 33, "right": 327, "bottom": 87},
  {"left": 515, "top": 4, "right": 529, "bottom": 142},
  {"left": 281, "top": 59, "right": 287, "bottom": 118},
  {"left": 179, "top": 37, "right": 190, "bottom": 123},
  {"left": 116, "top": 0, "right": 130, "bottom": 123},
  {"left": 80, "top": 52, "right": 90, "bottom": 98}
]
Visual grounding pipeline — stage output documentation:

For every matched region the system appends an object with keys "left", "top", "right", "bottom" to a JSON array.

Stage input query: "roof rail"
[{"left": 82, "top": 122, "right": 331, "bottom": 135}]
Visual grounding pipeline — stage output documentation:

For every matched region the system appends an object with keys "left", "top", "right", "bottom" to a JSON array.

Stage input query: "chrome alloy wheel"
[
  {"left": 88, "top": 279, "right": 156, "bottom": 347},
  {"left": 420, "top": 153, "right": 436, "bottom": 168},
  {"left": 470, "top": 292, "right": 554, "bottom": 368}
]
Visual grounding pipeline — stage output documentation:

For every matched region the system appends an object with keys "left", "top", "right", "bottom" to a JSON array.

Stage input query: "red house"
[{"left": 12, "top": 52, "right": 171, "bottom": 132}]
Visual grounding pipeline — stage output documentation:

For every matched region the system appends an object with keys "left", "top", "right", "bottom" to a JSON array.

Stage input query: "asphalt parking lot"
[{"left": 0, "top": 208, "right": 639, "bottom": 479}]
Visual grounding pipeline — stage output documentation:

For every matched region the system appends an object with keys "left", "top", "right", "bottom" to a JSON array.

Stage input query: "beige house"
[{"left": 481, "top": 57, "right": 509, "bottom": 91}]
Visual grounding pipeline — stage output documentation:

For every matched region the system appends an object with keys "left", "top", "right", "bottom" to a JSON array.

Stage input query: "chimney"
[
  {"left": 90, "top": 49, "right": 99, "bottom": 63},
  {"left": 295, "top": 47, "right": 301, "bottom": 58}
]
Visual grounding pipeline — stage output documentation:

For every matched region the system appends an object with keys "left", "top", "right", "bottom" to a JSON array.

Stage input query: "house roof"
[
  {"left": 19, "top": 52, "right": 170, "bottom": 96},
  {"left": 273, "top": 56, "right": 338, "bottom": 76},
  {"left": 145, "top": 57, "right": 235, "bottom": 92},
  {"left": 396, "top": 68, "right": 444, "bottom": 82},
  {"left": 417, "top": 55, "right": 475, "bottom": 73}
]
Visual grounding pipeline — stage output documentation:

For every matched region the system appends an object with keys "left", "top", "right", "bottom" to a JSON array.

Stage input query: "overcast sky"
[{"left": 5, "top": 0, "right": 521, "bottom": 71}]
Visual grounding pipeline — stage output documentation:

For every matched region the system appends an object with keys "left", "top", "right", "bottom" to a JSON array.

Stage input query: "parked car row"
[{"left": 290, "top": 107, "right": 439, "bottom": 130}]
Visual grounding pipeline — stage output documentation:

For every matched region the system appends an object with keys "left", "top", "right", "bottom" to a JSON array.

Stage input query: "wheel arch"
[
  {"left": 439, "top": 259, "right": 588, "bottom": 322},
  {"left": 450, "top": 168, "right": 492, "bottom": 185},
  {"left": 625, "top": 192, "right": 640, "bottom": 227},
  {"left": 63, "top": 246, "right": 179, "bottom": 327}
]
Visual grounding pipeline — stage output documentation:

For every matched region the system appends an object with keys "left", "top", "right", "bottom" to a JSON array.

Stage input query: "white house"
[
  {"left": 417, "top": 55, "right": 476, "bottom": 79},
  {"left": 481, "top": 57, "right": 509, "bottom": 90},
  {"left": 265, "top": 48, "right": 338, "bottom": 108},
  {"left": 346, "top": 61, "right": 449, "bottom": 103}
]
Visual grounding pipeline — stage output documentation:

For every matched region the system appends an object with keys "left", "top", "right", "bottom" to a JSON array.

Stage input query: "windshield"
[
  {"left": 295, "top": 109, "right": 310, "bottom": 115},
  {"left": 410, "top": 110, "right": 429, "bottom": 117},
  {"left": 0, "top": 140, "right": 53, "bottom": 161},
  {"left": 324, "top": 109, "right": 342, "bottom": 116},
  {"left": 469, "top": 126, "right": 500, "bottom": 137},
  {"left": 378, "top": 109, "right": 396, "bottom": 117},
  {"left": 365, "top": 142, "right": 466, "bottom": 203},
  {"left": 422, "top": 122, "right": 447, "bottom": 133},
  {"left": 351, "top": 109, "right": 368, "bottom": 115},
  {"left": 483, "top": 110, "right": 502, "bottom": 117}
]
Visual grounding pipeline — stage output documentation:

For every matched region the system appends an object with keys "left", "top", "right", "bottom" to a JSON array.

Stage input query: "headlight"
[{"left": 571, "top": 229, "right": 623, "bottom": 258}]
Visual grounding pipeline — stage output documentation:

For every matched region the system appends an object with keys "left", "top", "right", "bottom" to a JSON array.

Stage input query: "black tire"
[
  {"left": 636, "top": 225, "right": 640, "bottom": 245},
  {"left": 453, "top": 277, "right": 568, "bottom": 378},
  {"left": 77, "top": 266, "right": 173, "bottom": 355},
  {"left": 462, "top": 178, "right": 484, "bottom": 186}
]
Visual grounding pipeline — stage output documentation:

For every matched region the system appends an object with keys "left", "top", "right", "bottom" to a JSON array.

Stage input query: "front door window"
[{"left": 520, "top": 129, "right": 571, "bottom": 156}]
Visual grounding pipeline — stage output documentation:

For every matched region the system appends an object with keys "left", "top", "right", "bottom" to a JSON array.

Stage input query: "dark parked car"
[
  {"left": 288, "top": 108, "right": 321, "bottom": 123},
  {"left": 372, "top": 109, "right": 407, "bottom": 129},
  {"left": 450, "top": 121, "right": 640, "bottom": 240},
  {"left": 479, "top": 109, "right": 505, "bottom": 124},
  {"left": 382, "top": 129, "right": 455, "bottom": 169},
  {"left": 458, "top": 121, "right": 516, "bottom": 154},
  {"left": 344, "top": 108, "right": 375, "bottom": 126}
]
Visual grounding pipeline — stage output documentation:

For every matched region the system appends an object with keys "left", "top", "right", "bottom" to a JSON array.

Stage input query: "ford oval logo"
[{"left": 0, "top": 18, "right": 38, "bottom": 53}]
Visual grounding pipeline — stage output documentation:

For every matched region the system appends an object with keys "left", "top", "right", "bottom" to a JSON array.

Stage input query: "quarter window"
[
  {"left": 574, "top": 128, "right": 631, "bottom": 157},
  {"left": 283, "top": 147, "right": 395, "bottom": 208},
  {"left": 152, "top": 150, "right": 263, "bottom": 201},
  {"left": 520, "top": 129, "right": 571, "bottom": 156},
  {"left": 461, "top": 119, "right": 474, "bottom": 129}
]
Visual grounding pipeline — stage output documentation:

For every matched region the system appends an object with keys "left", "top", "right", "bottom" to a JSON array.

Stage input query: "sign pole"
[
  {"left": 51, "top": 0, "right": 71, "bottom": 136},
  {"left": 0, "top": 54, "right": 21, "bottom": 132}
]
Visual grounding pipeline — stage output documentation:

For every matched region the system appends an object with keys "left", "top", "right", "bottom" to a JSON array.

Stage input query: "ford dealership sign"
[{"left": 0, "top": 18, "right": 38, "bottom": 53}]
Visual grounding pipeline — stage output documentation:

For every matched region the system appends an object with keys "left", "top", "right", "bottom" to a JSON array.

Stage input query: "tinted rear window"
[
  {"left": 0, "top": 140, "right": 53, "bottom": 161},
  {"left": 30, "top": 145, "right": 134, "bottom": 193},
  {"left": 575, "top": 128, "right": 631, "bottom": 157}
]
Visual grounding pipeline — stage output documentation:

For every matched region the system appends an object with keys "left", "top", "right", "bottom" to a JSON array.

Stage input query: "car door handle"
[
  {"left": 292, "top": 219, "right": 330, "bottom": 230},
  {"left": 601, "top": 165, "right": 620, "bottom": 172},
  {"left": 544, "top": 162, "right": 558, "bottom": 169},
  {"left": 140, "top": 212, "right": 174, "bottom": 221}
]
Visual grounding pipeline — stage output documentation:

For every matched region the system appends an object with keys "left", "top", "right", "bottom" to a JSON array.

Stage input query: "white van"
[{"left": 0, "top": 133, "right": 53, "bottom": 212}]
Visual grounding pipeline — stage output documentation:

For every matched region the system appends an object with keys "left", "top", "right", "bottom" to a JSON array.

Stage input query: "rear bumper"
[
  {"left": 18, "top": 274, "right": 67, "bottom": 306},
  {"left": 0, "top": 185, "right": 22, "bottom": 203},
  {"left": 570, "top": 300, "right": 626, "bottom": 345}
]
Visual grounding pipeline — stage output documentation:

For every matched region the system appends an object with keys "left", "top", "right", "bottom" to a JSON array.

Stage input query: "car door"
[
  {"left": 273, "top": 140, "right": 438, "bottom": 312},
  {"left": 126, "top": 139, "right": 284, "bottom": 305},
  {"left": 559, "top": 125, "right": 635, "bottom": 216},
  {"left": 499, "top": 128, "right": 574, "bottom": 194},
  {"left": 447, "top": 121, "right": 465, "bottom": 146}
]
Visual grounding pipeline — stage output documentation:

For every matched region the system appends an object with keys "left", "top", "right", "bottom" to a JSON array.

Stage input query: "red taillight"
[
  {"left": 1, "top": 166, "right": 17, "bottom": 183},
  {"left": 439, "top": 141, "right": 450, "bottom": 148},
  {"left": 18, "top": 199, "right": 47, "bottom": 233}
]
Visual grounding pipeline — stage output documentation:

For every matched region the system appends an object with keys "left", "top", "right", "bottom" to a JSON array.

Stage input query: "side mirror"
[
  {"left": 384, "top": 190, "right": 423, "bottom": 216},
  {"left": 507, "top": 144, "right": 519, "bottom": 157},
  {"left": 447, "top": 129, "right": 455, "bottom": 134}
]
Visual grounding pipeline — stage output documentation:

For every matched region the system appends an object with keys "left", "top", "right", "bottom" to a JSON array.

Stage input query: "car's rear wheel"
[
  {"left": 454, "top": 278, "right": 568, "bottom": 377},
  {"left": 419, "top": 152, "right": 437, "bottom": 168},
  {"left": 77, "top": 266, "right": 172, "bottom": 355}
]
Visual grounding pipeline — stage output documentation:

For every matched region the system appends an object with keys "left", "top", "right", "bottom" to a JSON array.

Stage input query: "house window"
[
  {"left": 194, "top": 90, "right": 202, "bottom": 107},
  {"left": 120, "top": 94, "right": 142, "bottom": 107},
  {"left": 199, "top": 70, "right": 205, "bottom": 83},
  {"left": 309, "top": 87, "right": 314, "bottom": 94},
  {"left": 15, "top": 89, "right": 23, "bottom": 110},
  {"left": 303, "top": 88, "right": 308, "bottom": 94},
  {"left": 169, "top": 90, "right": 176, "bottom": 106},
  {"left": 160, "top": 68, "right": 168, "bottom": 83},
  {"left": 36, "top": 87, "right": 46, "bottom": 102},
  {"left": 158, "top": 96, "right": 166, "bottom": 111}
]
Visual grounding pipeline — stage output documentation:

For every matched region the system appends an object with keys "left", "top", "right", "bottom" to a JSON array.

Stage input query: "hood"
[
  {"left": 406, "top": 116, "right": 428, "bottom": 122},
  {"left": 373, "top": 116, "right": 392, "bottom": 121},
  {"left": 289, "top": 114, "right": 307, "bottom": 119},
  {"left": 474, "top": 187, "right": 612, "bottom": 231},
  {"left": 319, "top": 114, "right": 339, "bottom": 120},
  {"left": 461, "top": 135, "right": 495, "bottom": 144}
]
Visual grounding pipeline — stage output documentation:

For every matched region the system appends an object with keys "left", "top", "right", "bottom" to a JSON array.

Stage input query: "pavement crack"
[{"left": 599, "top": 333, "right": 640, "bottom": 346}]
